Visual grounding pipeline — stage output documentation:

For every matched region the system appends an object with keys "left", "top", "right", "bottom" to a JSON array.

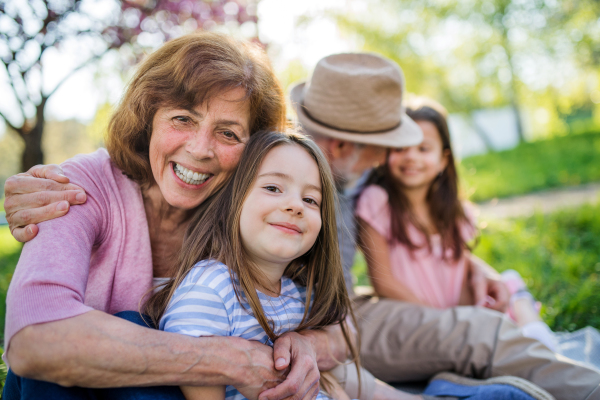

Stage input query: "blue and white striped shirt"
[{"left": 160, "top": 259, "right": 331, "bottom": 400}]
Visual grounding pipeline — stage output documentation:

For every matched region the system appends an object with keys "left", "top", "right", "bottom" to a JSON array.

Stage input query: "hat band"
[{"left": 301, "top": 103, "right": 401, "bottom": 135}]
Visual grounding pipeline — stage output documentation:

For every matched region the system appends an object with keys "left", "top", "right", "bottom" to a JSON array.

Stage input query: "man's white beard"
[{"left": 331, "top": 150, "right": 364, "bottom": 190}]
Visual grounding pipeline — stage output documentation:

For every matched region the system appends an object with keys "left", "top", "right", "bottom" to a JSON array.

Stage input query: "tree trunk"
[{"left": 19, "top": 98, "right": 47, "bottom": 172}]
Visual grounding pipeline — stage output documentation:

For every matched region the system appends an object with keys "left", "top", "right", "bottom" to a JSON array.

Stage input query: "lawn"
[
  {"left": 460, "top": 130, "right": 600, "bottom": 202},
  {"left": 352, "top": 201, "right": 600, "bottom": 332}
]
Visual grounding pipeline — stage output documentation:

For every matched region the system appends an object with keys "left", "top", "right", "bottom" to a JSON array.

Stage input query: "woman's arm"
[
  {"left": 357, "top": 219, "right": 426, "bottom": 304},
  {"left": 3, "top": 164, "right": 86, "bottom": 242},
  {"left": 8, "top": 311, "right": 281, "bottom": 393}
]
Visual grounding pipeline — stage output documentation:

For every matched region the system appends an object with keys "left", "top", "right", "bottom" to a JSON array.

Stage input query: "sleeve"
[
  {"left": 4, "top": 151, "right": 109, "bottom": 351},
  {"left": 160, "top": 268, "right": 233, "bottom": 338},
  {"left": 355, "top": 185, "right": 392, "bottom": 239}
]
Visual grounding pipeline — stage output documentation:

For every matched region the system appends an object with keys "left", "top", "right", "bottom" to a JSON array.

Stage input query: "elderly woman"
[{"left": 3, "top": 32, "right": 344, "bottom": 400}]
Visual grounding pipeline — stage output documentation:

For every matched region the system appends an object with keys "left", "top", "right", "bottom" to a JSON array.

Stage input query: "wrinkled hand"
[
  {"left": 470, "top": 263, "right": 510, "bottom": 312},
  {"left": 4, "top": 164, "right": 86, "bottom": 242},
  {"left": 258, "top": 332, "right": 321, "bottom": 400},
  {"left": 232, "top": 339, "right": 286, "bottom": 400}
]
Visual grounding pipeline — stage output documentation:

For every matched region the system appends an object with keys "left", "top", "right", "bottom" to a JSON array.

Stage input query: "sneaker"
[{"left": 422, "top": 372, "right": 555, "bottom": 400}]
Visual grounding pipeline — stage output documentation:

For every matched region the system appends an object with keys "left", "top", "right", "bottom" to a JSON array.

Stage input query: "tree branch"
[
  {"left": 44, "top": 48, "right": 110, "bottom": 99},
  {"left": 2, "top": 62, "right": 28, "bottom": 126},
  {"left": 0, "top": 109, "right": 24, "bottom": 137}
]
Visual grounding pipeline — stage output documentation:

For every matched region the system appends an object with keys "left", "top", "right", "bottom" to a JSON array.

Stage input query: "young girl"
[
  {"left": 145, "top": 130, "right": 359, "bottom": 400},
  {"left": 355, "top": 97, "right": 557, "bottom": 351}
]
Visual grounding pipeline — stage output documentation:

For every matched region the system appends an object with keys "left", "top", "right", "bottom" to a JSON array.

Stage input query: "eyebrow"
[
  {"left": 180, "top": 108, "right": 247, "bottom": 129},
  {"left": 258, "top": 172, "right": 322, "bottom": 193}
]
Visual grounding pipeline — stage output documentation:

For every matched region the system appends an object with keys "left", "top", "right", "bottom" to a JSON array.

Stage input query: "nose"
[
  {"left": 402, "top": 146, "right": 419, "bottom": 159},
  {"left": 185, "top": 126, "right": 215, "bottom": 160},
  {"left": 285, "top": 194, "right": 304, "bottom": 216}
]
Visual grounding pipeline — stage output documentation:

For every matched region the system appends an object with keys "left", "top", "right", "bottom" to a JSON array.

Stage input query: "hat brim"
[{"left": 290, "top": 82, "right": 423, "bottom": 148}]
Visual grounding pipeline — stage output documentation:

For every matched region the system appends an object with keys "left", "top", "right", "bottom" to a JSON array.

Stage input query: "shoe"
[{"left": 422, "top": 372, "right": 555, "bottom": 400}]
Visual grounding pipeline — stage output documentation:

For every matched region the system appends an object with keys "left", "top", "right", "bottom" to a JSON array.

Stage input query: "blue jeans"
[{"left": 2, "top": 311, "right": 185, "bottom": 400}]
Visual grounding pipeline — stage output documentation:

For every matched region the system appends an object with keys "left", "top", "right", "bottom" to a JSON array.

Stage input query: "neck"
[
  {"left": 400, "top": 184, "right": 432, "bottom": 228},
  {"left": 252, "top": 258, "right": 287, "bottom": 297},
  {"left": 142, "top": 185, "right": 191, "bottom": 226}
]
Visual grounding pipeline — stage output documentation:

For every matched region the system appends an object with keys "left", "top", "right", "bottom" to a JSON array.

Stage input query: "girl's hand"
[
  {"left": 4, "top": 164, "right": 86, "bottom": 242},
  {"left": 468, "top": 255, "right": 510, "bottom": 312},
  {"left": 259, "top": 332, "right": 321, "bottom": 400}
]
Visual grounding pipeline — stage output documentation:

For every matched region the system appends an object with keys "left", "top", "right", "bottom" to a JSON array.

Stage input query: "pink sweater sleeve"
[{"left": 4, "top": 151, "right": 109, "bottom": 351}]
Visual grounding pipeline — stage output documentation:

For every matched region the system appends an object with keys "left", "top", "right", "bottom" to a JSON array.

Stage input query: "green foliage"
[
  {"left": 474, "top": 203, "right": 600, "bottom": 331},
  {"left": 460, "top": 131, "right": 600, "bottom": 201},
  {"left": 0, "top": 226, "right": 22, "bottom": 344},
  {"left": 353, "top": 202, "right": 600, "bottom": 332},
  {"left": 0, "top": 347, "right": 6, "bottom": 392},
  {"left": 335, "top": 0, "right": 600, "bottom": 136}
]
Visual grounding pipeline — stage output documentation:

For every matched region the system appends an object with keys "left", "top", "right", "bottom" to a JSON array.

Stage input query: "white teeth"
[{"left": 174, "top": 163, "right": 210, "bottom": 185}]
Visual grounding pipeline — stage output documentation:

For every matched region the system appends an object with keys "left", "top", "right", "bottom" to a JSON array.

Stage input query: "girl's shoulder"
[
  {"left": 178, "top": 259, "right": 234, "bottom": 293},
  {"left": 355, "top": 184, "right": 393, "bottom": 237},
  {"left": 358, "top": 184, "right": 389, "bottom": 204}
]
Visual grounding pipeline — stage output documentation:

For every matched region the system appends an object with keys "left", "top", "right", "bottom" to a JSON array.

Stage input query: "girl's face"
[
  {"left": 387, "top": 120, "right": 449, "bottom": 190},
  {"left": 239, "top": 144, "right": 323, "bottom": 268},
  {"left": 149, "top": 87, "right": 251, "bottom": 210}
]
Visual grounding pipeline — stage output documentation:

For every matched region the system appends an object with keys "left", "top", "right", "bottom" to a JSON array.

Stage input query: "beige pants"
[{"left": 353, "top": 295, "right": 600, "bottom": 400}]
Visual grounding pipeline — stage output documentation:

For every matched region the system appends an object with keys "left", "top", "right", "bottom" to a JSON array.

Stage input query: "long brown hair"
[
  {"left": 107, "top": 32, "right": 286, "bottom": 184},
  {"left": 366, "top": 97, "right": 471, "bottom": 260},
  {"left": 146, "top": 130, "right": 360, "bottom": 382}
]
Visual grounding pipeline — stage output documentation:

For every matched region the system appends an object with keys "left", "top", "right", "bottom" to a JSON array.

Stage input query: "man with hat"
[{"left": 290, "top": 52, "right": 600, "bottom": 400}]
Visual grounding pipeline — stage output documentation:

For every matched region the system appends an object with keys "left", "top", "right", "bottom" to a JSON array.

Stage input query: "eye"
[
  {"left": 303, "top": 197, "right": 319, "bottom": 206},
  {"left": 264, "top": 185, "right": 281, "bottom": 193},
  {"left": 221, "top": 130, "right": 240, "bottom": 142},
  {"left": 173, "top": 116, "right": 191, "bottom": 123}
]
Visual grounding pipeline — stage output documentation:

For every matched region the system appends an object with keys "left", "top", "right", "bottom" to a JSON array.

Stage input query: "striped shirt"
[{"left": 160, "top": 259, "right": 331, "bottom": 400}]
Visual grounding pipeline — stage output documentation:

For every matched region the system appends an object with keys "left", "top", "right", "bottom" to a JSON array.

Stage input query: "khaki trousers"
[{"left": 353, "top": 296, "right": 600, "bottom": 400}]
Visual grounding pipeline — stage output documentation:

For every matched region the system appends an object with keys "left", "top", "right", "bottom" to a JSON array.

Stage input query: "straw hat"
[{"left": 290, "top": 53, "right": 423, "bottom": 148}]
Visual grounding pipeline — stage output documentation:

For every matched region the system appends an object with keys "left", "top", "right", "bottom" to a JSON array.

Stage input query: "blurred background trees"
[
  {"left": 336, "top": 0, "right": 600, "bottom": 142},
  {"left": 0, "top": 0, "right": 257, "bottom": 172}
]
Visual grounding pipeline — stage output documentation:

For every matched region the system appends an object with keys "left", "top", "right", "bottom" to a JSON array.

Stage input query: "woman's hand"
[
  {"left": 3, "top": 164, "right": 86, "bottom": 242},
  {"left": 257, "top": 331, "right": 322, "bottom": 400}
]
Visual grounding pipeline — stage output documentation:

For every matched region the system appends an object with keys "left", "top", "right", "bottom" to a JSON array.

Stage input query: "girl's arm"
[
  {"left": 181, "top": 385, "right": 225, "bottom": 400},
  {"left": 357, "top": 218, "right": 426, "bottom": 305}
]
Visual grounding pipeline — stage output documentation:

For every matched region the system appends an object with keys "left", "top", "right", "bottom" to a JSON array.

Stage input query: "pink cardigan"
[{"left": 5, "top": 149, "right": 154, "bottom": 352}]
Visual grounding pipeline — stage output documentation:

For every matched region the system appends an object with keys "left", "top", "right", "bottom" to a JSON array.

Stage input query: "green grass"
[
  {"left": 460, "top": 131, "right": 600, "bottom": 202},
  {"left": 473, "top": 203, "right": 600, "bottom": 332},
  {"left": 352, "top": 202, "right": 600, "bottom": 332}
]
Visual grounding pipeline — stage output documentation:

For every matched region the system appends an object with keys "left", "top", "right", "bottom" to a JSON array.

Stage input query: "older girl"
[{"left": 356, "top": 97, "right": 557, "bottom": 352}]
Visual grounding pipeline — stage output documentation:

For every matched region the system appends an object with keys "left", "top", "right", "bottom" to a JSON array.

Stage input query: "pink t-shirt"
[
  {"left": 5, "top": 149, "right": 154, "bottom": 352},
  {"left": 356, "top": 184, "right": 475, "bottom": 309}
]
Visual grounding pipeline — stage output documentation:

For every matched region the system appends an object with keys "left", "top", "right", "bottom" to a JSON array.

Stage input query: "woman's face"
[
  {"left": 387, "top": 120, "right": 448, "bottom": 190},
  {"left": 239, "top": 144, "right": 323, "bottom": 269},
  {"left": 149, "top": 87, "right": 251, "bottom": 210}
]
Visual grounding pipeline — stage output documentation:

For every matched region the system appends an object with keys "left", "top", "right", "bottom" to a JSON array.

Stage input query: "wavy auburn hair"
[
  {"left": 366, "top": 97, "right": 472, "bottom": 260},
  {"left": 107, "top": 32, "right": 286, "bottom": 184}
]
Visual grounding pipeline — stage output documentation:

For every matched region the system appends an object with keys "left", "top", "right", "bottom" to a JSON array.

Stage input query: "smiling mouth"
[
  {"left": 270, "top": 222, "right": 302, "bottom": 234},
  {"left": 173, "top": 163, "right": 212, "bottom": 185}
]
